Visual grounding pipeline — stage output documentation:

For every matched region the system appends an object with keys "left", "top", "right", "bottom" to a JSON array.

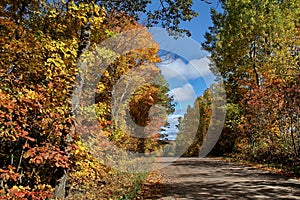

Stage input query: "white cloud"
[
  {"left": 161, "top": 114, "right": 183, "bottom": 140},
  {"left": 158, "top": 56, "right": 213, "bottom": 81},
  {"left": 167, "top": 114, "right": 182, "bottom": 124},
  {"left": 168, "top": 84, "right": 196, "bottom": 102},
  {"left": 189, "top": 57, "right": 211, "bottom": 77}
]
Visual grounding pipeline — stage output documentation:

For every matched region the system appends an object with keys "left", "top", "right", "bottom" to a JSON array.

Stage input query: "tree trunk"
[
  {"left": 53, "top": 18, "right": 92, "bottom": 199},
  {"left": 54, "top": 171, "right": 67, "bottom": 198}
]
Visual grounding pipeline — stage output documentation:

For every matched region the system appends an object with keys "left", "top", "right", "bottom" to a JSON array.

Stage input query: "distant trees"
[{"left": 175, "top": 88, "right": 210, "bottom": 157}]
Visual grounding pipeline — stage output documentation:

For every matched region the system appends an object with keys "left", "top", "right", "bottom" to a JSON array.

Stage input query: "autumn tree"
[
  {"left": 0, "top": 1, "right": 81, "bottom": 198},
  {"left": 175, "top": 82, "right": 226, "bottom": 157},
  {"left": 1, "top": 0, "right": 205, "bottom": 198},
  {"left": 128, "top": 76, "right": 175, "bottom": 153},
  {"left": 203, "top": 0, "right": 299, "bottom": 171}
]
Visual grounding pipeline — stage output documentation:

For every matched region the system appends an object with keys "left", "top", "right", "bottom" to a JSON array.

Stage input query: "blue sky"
[
  {"left": 149, "top": 28, "right": 216, "bottom": 140},
  {"left": 145, "top": 0, "right": 223, "bottom": 43},
  {"left": 141, "top": 1, "right": 223, "bottom": 140},
  {"left": 179, "top": 0, "right": 223, "bottom": 43}
]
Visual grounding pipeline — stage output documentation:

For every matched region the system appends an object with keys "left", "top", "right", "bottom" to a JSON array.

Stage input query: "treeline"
[
  {"left": 176, "top": 0, "right": 300, "bottom": 174},
  {"left": 0, "top": 0, "right": 198, "bottom": 199}
]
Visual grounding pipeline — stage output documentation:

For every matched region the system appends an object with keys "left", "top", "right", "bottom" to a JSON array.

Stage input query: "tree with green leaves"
[
  {"left": 202, "top": 0, "right": 299, "bottom": 171},
  {"left": 203, "top": 0, "right": 299, "bottom": 99}
]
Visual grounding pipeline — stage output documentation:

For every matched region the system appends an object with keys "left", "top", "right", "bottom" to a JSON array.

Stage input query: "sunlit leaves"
[
  {"left": 0, "top": 0, "right": 192, "bottom": 198},
  {"left": 0, "top": 1, "right": 81, "bottom": 197}
]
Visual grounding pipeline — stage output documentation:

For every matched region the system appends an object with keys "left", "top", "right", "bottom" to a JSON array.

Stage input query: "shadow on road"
[{"left": 156, "top": 158, "right": 300, "bottom": 199}]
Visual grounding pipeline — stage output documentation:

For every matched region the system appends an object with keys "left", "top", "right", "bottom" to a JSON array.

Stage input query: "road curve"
[{"left": 156, "top": 157, "right": 300, "bottom": 199}]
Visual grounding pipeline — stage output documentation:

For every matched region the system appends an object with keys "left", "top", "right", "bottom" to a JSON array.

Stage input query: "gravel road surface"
[{"left": 156, "top": 157, "right": 300, "bottom": 199}]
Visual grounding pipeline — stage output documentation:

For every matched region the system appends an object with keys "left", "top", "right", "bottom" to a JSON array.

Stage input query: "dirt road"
[{"left": 156, "top": 157, "right": 300, "bottom": 199}]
